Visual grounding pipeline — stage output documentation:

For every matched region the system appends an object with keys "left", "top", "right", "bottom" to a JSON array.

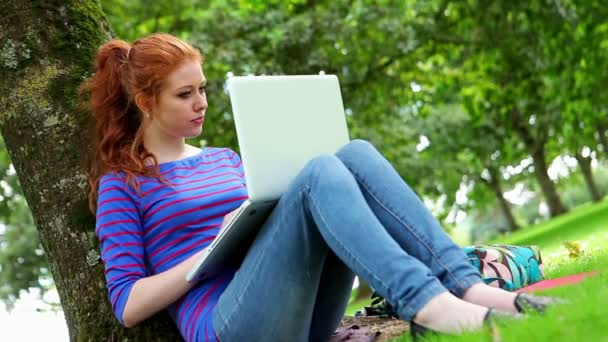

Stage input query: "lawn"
[
  {"left": 490, "top": 198, "right": 608, "bottom": 262},
  {"left": 345, "top": 199, "right": 608, "bottom": 341}
]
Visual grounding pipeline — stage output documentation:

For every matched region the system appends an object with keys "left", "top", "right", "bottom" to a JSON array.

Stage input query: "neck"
[{"left": 142, "top": 125, "right": 187, "bottom": 164}]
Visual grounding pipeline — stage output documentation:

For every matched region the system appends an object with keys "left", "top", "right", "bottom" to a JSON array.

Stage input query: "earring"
[{"left": 144, "top": 112, "right": 150, "bottom": 118}]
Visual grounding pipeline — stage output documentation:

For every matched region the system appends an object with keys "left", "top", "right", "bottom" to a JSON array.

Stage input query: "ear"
[{"left": 134, "top": 93, "right": 152, "bottom": 116}]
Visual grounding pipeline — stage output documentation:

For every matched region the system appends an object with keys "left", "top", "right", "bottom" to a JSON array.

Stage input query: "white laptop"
[{"left": 186, "top": 74, "right": 350, "bottom": 282}]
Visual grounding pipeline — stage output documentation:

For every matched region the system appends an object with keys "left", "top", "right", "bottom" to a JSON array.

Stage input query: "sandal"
[{"left": 514, "top": 293, "right": 567, "bottom": 314}]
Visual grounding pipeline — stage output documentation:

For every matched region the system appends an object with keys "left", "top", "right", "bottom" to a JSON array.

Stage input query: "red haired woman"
[{"left": 83, "top": 33, "right": 560, "bottom": 342}]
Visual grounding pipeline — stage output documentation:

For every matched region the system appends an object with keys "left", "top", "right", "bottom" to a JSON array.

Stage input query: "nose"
[{"left": 194, "top": 91, "right": 207, "bottom": 112}]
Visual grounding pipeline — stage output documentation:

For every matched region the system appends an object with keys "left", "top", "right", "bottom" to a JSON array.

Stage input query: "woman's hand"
[{"left": 122, "top": 248, "right": 205, "bottom": 328}]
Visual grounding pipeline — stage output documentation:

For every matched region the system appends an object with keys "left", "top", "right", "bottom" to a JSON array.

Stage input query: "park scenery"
[{"left": 0, "top": 1, "right": 607, "bottom": 341}]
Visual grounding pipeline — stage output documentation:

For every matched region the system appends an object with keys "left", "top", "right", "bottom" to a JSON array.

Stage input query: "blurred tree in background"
[{"left": 1, "top": 1, "right": 607, "bottom": 337}]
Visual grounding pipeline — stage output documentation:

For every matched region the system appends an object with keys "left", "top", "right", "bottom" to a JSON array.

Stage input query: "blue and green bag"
[{"left": 463, "top": 244, "right": 544, "bottom": 291}]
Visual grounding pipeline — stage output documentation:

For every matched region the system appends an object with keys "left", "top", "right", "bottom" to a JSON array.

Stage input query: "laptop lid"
[{"left": 227, "top": 75, "right": 350, "bottom": 202}]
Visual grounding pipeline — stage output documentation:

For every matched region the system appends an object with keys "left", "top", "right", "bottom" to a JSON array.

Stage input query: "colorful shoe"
[
  {"left": 514, "top": 293, "right": 567, "bottom": 314},
  {"left": 409, "top": 309, "right": 521, "bottom": 340}
]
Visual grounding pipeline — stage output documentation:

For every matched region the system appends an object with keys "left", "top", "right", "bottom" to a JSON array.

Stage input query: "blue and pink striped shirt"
[{"left": 95, "top": 147, "right": 248, "bottom": 341}]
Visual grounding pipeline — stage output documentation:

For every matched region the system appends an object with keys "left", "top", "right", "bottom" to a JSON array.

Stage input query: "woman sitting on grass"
[{"left": 83, "top": 33, "right": 561, "bottom": 342}]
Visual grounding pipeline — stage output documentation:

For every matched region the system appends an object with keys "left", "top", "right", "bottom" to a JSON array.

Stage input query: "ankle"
[
  {"left": 413, "top": 291, "right": 453, "bottom": 325},
  {"left": 413, "top": 292, "right": 488, "bottom": 333}
]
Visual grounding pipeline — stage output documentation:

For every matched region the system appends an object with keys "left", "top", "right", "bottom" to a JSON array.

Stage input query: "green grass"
[
  {"left": 392, "top": 250, "right": 608, "bottom": 342},
  {"left": 345, "top": 199, "right": 608, "bottom": 341},
  {"left": 345, "top": 296, "right": 370, "bottom": 316},
  {"left": 490, "top": 198, "right": 608, "bottom": 257}
]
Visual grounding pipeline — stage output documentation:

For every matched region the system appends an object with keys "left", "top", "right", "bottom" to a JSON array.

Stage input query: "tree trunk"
[
  {"left": 575, "top": 152, "right": 603, "bottom": 203},
  {"left": 597, "top": 122, "right": 608, "bottom": 159},
  {"left": 529, "top": 147, "right": 568, "bottom": 216},
  {"left": 509, "top": 110, "right": 567, "bottom": 217},
  {"left": 484, "top": 166, "right": 519, "bottom": 232},
  {"left": 0, "top": 1, "right": 181, "bottom": 340}
]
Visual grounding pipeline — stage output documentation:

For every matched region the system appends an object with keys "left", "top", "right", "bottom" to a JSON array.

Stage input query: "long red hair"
[{"left": 81, "top": 33, "right": 203, "bottom": 213}]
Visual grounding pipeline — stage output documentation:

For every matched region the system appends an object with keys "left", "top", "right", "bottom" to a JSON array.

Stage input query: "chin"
[{"left": 185, "top": 128, "right": 203, "bottom": 138}]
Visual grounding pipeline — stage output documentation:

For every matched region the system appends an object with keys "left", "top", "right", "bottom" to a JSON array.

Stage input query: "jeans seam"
[
  {"left": 305, "top": 186, "right": 393, "bottom": 303},
  {"left": 348, "top": 168, "right": 469, "bottom": 293}
]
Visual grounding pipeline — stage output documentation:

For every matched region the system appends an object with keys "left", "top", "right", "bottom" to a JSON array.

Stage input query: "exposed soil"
[{"left": 337, "top": 316, "right": 410, "bottom": 341}]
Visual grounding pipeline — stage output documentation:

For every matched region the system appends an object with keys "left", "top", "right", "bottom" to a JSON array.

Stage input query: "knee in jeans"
[
  {"left": 350, "top": 139, "right": 374, "bottom": 149},
  {"left": 305, "top": 154, "right": 341, "bottom": 173},
  {"left": 302, "top": 154, "right": 350, "bottom": 188},
  {"left": 338, "top": 139, "right": 375, "bottom": 157}
]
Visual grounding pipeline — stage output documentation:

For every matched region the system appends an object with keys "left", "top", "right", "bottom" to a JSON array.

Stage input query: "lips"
[{"left": 191, "top": 116, "right": 204, "bottom": 124}]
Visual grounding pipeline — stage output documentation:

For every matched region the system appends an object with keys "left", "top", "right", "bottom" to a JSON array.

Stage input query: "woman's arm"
[
  {"left": 122, "top": 248, "right": 204, "bottom": 328},
  {"left": 97, "top": 173, "right": 242, "bottom": 328},
  {"left": 122, "top": 205, "right": 241, "bottom": 327}
]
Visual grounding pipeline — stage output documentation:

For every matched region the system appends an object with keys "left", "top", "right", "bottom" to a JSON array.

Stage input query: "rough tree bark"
[{"left": 0, "top": 1, "right": 182, "bottom": 340}]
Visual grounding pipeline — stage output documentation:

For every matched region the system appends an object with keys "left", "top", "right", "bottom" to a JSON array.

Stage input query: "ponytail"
[{"left": 81, "top": 40, "right": 159, "bottom": 213}]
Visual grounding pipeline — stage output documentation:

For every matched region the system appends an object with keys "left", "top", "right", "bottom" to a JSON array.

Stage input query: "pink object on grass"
[{"left": 516, "top": 271, "right": 600, "bottom": 293}]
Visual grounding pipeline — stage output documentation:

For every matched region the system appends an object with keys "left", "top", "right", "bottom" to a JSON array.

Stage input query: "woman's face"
[{"left": 148, "top": 60, "right": 207, "bottom": 138}]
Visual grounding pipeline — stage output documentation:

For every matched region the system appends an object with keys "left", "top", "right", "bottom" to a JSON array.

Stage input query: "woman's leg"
[
  {"left": 213, "top": 154, "right": 472, "bottom": 342},
  {"left": 334, "top": 139, "right": 482, "bottom": 297},
  {"left": 335, "top": 140, "right": 524, "bottom": 313},
  {"left": 307, "top": 252, "right": 355, "bottom": 341}
]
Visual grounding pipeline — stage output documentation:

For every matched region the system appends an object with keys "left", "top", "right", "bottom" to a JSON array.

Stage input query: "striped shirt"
[{"left": 95, "top": 147, "right": 248, "bottom": 341}]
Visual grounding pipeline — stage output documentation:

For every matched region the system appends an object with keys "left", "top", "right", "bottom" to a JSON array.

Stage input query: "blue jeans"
[{"left": 213, "top": 140, "right": 482, "bottom": 341}]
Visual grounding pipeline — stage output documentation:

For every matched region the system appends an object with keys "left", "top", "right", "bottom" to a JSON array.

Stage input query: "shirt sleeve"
[{"left": 95, "top": 174, "right": 146, "bottom": 325}]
